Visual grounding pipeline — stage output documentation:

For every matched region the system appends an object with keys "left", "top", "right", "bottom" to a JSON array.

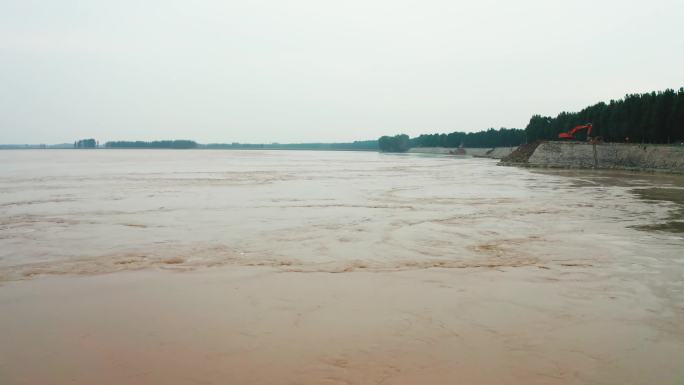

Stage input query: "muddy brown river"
[{"left": 1, "top": 150, "right": 683, "bottom": 385}]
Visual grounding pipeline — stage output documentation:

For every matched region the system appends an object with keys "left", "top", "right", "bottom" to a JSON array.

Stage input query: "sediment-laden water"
[{"left": 1, "top": 150, "right": 683, "bottom": 385}]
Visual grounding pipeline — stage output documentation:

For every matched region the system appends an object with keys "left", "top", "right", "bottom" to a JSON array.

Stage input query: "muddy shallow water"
[{"left": 1, "top": 150, "right": 683, "bottom": 385}]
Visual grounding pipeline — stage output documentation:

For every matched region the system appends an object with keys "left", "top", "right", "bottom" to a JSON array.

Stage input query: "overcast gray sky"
[{"left": 1, "top": 0, "right": 682, "bottom": 144}]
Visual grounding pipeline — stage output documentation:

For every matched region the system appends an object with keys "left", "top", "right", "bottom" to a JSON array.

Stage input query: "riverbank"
[
  {"left": 408, "top": 146, "right": 517, "bottom": 159},
  {"left": 501, "top": 142, "right": 684, "bottom": 173}
]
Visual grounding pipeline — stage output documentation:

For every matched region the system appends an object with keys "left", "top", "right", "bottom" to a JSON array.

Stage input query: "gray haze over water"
[{"left": 1, "top": 0, "right": 683, "bottom": 144}]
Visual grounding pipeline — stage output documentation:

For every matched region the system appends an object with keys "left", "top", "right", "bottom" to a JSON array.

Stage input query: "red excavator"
[{"left": 558, "top": 123, "right": 593, "bottom": 140}]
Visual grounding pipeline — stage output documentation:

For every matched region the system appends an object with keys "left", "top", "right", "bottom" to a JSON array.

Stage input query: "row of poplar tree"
[
  {"left": 526, "top": 88, "right": 684, "bottom": 143},
  {"left": 379, "top": 87, "right": 684, "bottom": 151}
]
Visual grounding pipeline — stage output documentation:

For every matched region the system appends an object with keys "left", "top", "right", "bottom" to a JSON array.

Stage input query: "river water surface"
[{"left": 1, "top": 150, "right": 683, "bottom": 385}]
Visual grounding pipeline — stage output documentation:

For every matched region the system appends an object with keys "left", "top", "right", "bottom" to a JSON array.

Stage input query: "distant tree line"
[
  {"left": 410, "top": 128, "right": 525, "bottom": 149},
  {"left": 105, "top": 140, "right": 198, "bottom": 149},
  {"left": 74, "top": 138, "right": 97, "bottom": 148},
  {"left": 525, "top": 88, "right": 684, "bottom": 143},
  {"left": 379, "top": 128, "right": 525, "bottom": 152},
  {"left": 202, "top": 140, "right": 378, "bottom": 151},
  {"left": 69, "top": 139, "right": 376, "bottom": 151},
  {"left": 378, "top": 135, "right": 411, "bottom": 152}
]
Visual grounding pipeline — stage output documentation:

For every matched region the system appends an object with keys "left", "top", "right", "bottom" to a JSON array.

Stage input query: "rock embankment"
[
  {"left": 408, "top": 147, "right": 517, "bottom": 159},
  {"left": 501, "top": 141, "right": 684, "bottom": 173}
]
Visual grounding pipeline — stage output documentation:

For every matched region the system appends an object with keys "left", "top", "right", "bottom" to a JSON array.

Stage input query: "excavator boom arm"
[{"left": 559, "top": 124, "right": 593, "bottom": 139}]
